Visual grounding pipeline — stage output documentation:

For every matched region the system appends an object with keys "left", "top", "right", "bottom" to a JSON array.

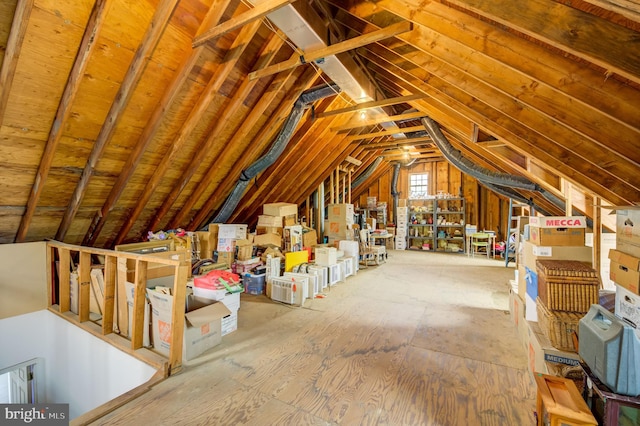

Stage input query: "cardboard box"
[
  {"left": 283, "top": 214, "right": 297, "bottom": 227},
  {"left": 521, "top": 240, "right": 592, "bottom": 272},
  {"left": 217, "top": 237, "right": 236, "bottom": 253},
  {"left": 256, "top": 226, "right": 282, "bottom": 235},
  {"left": 147, "top": 290, "right": 231, "bottom": 361},
  {"left": 235, "top": 239, "right": 253, "bottom": 261},
  {"left": 609, "top": 249, "right": 640, "bottom": 294},
  {"left": 221, "top": 309, "right": 238, "bottom": 336},
  {"left": 615, "top": 283, "right": 640, "bottom": 327},
  {"left": 257, "top": 215, "right": 283, "bottom": 227},
  {"left": 529, "top": 216, "right": 587, "bottom": 228},
  {"left": 529, "top": 226, "right": 585, "bottom": 246},
  {"left": 196, "top": 231, "right": 215, "bottom": 259},
  {"left": 398, "top": 199, "right": 407, "bottom": 207},
  {"left": 327, "top": 203, "right": 354, "bottom": 219},
  {"left": 216, "top": 251, "right": 234, "bottom": 267},
  {"left": 302, "top": 228, "right": 317, "bottom": 248},
  {"left": 218, "top": 224, "right": 247, "bottom": 240},
  {"left": 509, "top": 288, "right": 528, "bottom": 349},
  {"left": 125, "top": 281, "right": 151, "bottom": 347},
  {"left": 253, "top": 232, "right": 282, "bottom": 247},
  {"left": 616, "top": 207, "right": 640, "bottom": 246},
  {"left": 263, "top": 202, "right": 297, "bottom": 217}
]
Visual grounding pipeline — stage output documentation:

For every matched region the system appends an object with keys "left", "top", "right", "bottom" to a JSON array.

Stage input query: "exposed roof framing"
[{"left": 0, "top": 0, "right": 638, "bottom": 246}]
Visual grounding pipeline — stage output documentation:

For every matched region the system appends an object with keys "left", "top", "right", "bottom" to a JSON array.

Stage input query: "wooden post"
[
  {"left": 168, "top": 263, "right": 188, "bottom": 375},
  {"left": 593, "top": 196, "right": 602, "bottom": 284},
  {"left": 131, "top": 259, "right": 148, "bottom": 350},
  {"left": 348, "top": 170, "right": 352, "bottom": 204},
  {"left": 102, "top": 255, "right": 117, "bottom": 335},
  {"left": 116, "top": 257, "right": 129, "bottom": 335},
  {"left": 335, "top": 167, "right": 340, "bottom": 203},
  {"left": 58, "top": 248, "right": 71, "bottom": 313},
  {"left": 78, "top": 251, "right": 92, "bottom": 322},
  {"left": 330, "top": 171, "right": 334, "bottom": 204}
]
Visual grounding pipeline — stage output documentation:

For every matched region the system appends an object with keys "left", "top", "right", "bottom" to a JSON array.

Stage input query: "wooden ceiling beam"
[
  {"left": 0, "top": 0, "right": 33, "bottom": 123},
  {"left": 113, "top": 18, "right": 262, "bottom": 245},
  {"left": 331, "top": 110, "right": 426, "bottom": 132},
  {"left": 16, "top": 0, "right": 107, "bottom": 243},
  {"left": 316, "top": 93, "right": 426, "bottom": 119},
  {"left": 347, "top": 124, "right": 425, "bottom": 141},
  {"left": 55, "top": 0, "right": 181, "bottom": 242},
  {"left": 248, "top": 21, "right": 413, "bottom": 80},
  {"left": 192, "top": 0, "right": 296, "bottom": 47},
  {"left": 82, "top": 1, "right": 233, "bottom": 246}
]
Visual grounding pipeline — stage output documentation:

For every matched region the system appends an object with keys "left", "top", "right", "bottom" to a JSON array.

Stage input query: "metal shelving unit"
[{"left": 406, "top": 197, "right": 465, "bottom": 253}]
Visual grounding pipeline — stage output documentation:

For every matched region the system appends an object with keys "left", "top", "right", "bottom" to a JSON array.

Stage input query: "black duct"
[
  {"left": 205, "top": 83, "right": 340, "bottom": 227},
  {"left": 351, "top": 156, "right": 384, "bottom": 190},
  {"left": 391, "top": 162, "right": 401, "bottom": 225},
  {"left": 420, "top": 116, "right": 566, "bottom": 213}
]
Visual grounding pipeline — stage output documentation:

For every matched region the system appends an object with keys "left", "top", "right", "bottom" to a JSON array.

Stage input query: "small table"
[{"left": 370, "top": 233, "right": 394, "bottom": 250}]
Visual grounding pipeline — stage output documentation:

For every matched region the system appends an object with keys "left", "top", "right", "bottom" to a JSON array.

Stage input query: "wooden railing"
[{"left": 46, "top": 241, "right": 189, "bottom": 376}]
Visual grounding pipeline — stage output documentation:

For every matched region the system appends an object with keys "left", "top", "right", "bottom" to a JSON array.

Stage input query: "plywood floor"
[{"left": 90, "top": 250, "right": 536, "bottom": 425}]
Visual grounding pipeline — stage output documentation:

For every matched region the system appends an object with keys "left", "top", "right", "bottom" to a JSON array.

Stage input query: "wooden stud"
[
  {"left": 78, "top": 251, "right": 91, "bottom": 323},
  {"left": 102, "top": 255, "right": 117, "bottom": 335},
  {"left": 131, "top": 259, "right": 148, "bottom": 350},
  {"left": 168, "top": 263, "right": 188, "bottom": 375},
  {"left": 58, "top": 248, "right": 71, "bottom": 313}
]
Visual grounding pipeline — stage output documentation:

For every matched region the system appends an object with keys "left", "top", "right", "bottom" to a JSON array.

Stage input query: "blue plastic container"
[{"left": 244, "top": 273, "right": 266, "bottom": 295}]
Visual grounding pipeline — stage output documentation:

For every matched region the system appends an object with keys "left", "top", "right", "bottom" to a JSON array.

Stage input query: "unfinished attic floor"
[{"left": 92, "top": 250, "right": 536, "bottom": 426}]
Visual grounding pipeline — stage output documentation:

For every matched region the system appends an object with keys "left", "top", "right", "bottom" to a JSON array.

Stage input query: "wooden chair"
[{"left": 470, "top": 232, "right": 491, "bottom": 258}]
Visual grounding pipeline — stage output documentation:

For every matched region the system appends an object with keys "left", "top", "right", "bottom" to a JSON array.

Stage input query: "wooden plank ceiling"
[{"left": 0, "top": 0, "right": 638, "bottom": 247}]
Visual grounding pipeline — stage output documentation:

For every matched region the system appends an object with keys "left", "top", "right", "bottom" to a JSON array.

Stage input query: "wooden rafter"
[
  {"left": 185, "top": 67, "right": 317, "bottom": 230},
  {"left": 114, "top": 18, "right": 263, "bottom": 245},
  {"left": 0, "top": 0, "right": 34, "bottom": 123},
  {"left": 158, "top": 29, "right": 287, "bottom": 230},
  {"left": 82, "top": 0, "right": 233, "bottom": 247},
  {"left": 56, "top": 0, "right": 181, "bottom": 242},
  {"left": 316, "top": 93, "right": 426, "bottom": 119},
  {"left": 192, "top": 0, "right": 295, "bottom": 47},
  {"left": 248, "top": 21, "right": 413, "bottom": 80},
  {"left": 17, "top": 0, "right": 108, "bottom": 243},
  {"left": 445, "top": 0, "right": 640, "bottom": 85}
]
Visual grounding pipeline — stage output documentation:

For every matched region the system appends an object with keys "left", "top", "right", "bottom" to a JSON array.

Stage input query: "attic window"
[{"left": 409, "top": 173, "right": 429, "bottom": 199}]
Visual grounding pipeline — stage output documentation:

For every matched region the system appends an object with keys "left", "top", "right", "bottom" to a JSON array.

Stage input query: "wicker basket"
[
  {"left": 536, "top": 297, "right": 582, "bottom": 352},
  {"left": 536, "top": 259, "right": 600, "bottom": 313}
]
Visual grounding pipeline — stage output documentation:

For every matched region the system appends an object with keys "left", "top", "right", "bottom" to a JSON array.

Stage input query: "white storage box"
[
  {"left": 615, "top": 283, "right": 640, "bottom": 327},
  {"left": 218, "top": 224, "right": 248, "bottom": 240},
  {"left": 315, "top": 247, "right": 337, "bottom": 266},
  {"left": 221, "top": 309, "right": 238, "bottom": 336},
  {"left": 339, "top": 240, "right": 359, "bottom": 258}
]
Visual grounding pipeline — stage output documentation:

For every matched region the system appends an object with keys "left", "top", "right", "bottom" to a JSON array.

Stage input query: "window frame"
[{"left": 409, "top": 172, "right": 429, "bottom": 199}]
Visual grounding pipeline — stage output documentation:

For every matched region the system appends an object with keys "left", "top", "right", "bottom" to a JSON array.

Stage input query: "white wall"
[
  {"left": 0, "top": 310, "right": 157, "bottom": 420},
  {"left": 0, "top": 242, "right": 48, "bottom": 319}
]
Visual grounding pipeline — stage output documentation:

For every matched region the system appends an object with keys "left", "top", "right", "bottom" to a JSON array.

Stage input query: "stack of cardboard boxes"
[
  {"left": 396, "top": 201, "right": 408, "bottom": 250},
  {"left": 325, "top": 203, "right": 354, "bottom": 245},
  {"left": 609, "top": 207, "right": 640, "bottom": 346},
  {"left": 509, "top": 215, "right": 593, "bottom": 379},
  {"left": 253, "top": 202, "right": 298, "bottom": 248}
]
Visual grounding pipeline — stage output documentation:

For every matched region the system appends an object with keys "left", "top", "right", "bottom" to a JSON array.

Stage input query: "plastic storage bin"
[{"left": 244, "top": 273, "right": 266, "bottom": 295}]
